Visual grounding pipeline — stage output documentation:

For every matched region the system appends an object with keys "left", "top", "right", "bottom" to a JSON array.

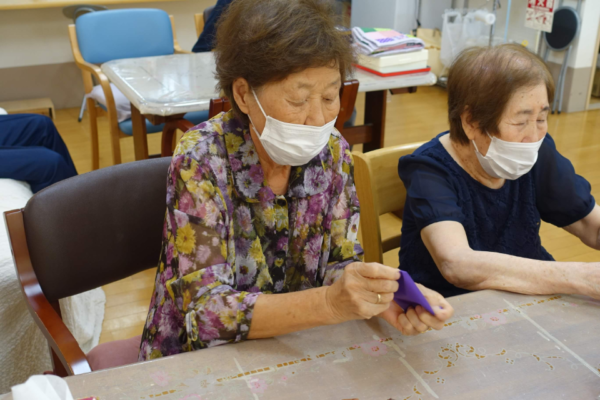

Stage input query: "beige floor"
[{"left": 53, "top": 86, "right": 600, "bottom": 345}]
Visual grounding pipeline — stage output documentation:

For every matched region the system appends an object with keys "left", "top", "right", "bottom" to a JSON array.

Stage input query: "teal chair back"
[{"left": 76, "top": 8, "right": 174, "bottom": 64}]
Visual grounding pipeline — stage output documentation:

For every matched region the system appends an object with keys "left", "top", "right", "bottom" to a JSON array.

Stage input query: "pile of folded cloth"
[{"left": 352, "top": 27, "right": 430, "bottom": 77}]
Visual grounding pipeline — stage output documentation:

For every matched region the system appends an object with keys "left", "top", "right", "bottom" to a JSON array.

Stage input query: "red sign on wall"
[{"left": 525, "top": 0, "right": 555, "bottom": 32}]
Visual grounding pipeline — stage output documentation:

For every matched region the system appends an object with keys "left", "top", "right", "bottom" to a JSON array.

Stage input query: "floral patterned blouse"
[{"left": 139, "top": 110, "right": 362, "bottom": 361}]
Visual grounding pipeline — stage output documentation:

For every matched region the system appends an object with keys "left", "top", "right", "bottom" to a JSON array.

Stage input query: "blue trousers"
[{"left": 0, "top": 114, "right": 77, "bottom": 193}]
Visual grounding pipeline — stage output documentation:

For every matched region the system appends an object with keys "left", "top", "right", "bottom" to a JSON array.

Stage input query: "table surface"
[
  {"left": 0, "top": 0, "right": 181, "bottom": 10},
  {"left": 3, "top": 290, "right": 600, "bottom": 399},
  {"left": 101, "top": 52, "right": 437, "bottom": 116}
]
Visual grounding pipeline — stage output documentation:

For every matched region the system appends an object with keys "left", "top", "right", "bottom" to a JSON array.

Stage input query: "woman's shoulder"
[
  {"left": 173, "top": 110, "right": 245, "bottom": 162},
  {"left": 398, "top": 132, "right": 456, "bottom": 176}
]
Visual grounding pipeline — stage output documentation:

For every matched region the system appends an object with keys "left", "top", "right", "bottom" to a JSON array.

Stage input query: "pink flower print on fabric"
[
  {"left": 249, "top": 378, "right": 268, "bottom": 394},
  {"left": 149, "top": 370, "right": 170, "bottom": 387},
  {"left": 360, "top": 340, "right": 389, "bottom": 357},
  {"left": 482, "top": 311, "right": 507, "bottom": 326}
]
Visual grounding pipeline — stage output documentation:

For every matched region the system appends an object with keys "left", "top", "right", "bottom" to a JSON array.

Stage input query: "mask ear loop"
[
  {"left": 472, "top": 131, "right": 493, "bottom": 157},
  {"left": 248, "top": 88, "right": 269, "bottom": 138},
  {"left": 251, "top": 88, "right": 268, "bottom": 118}
]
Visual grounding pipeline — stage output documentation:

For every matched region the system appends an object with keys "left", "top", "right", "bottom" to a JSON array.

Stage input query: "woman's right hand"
[{"left": 324, "top": 262, "right": 400, "bottom": 324}]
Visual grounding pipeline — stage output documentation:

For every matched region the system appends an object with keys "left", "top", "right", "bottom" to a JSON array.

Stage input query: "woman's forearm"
[
  {"left": 441, "top": 249, "right": 597, "bottom": 296},
  {"left": 247, "top": 287, "right": 336, "bottom": 339}
]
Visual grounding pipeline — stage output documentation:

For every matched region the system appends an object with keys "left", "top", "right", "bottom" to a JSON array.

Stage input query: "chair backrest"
[
  {"left": 208, "top": 97, "right": 232, "bottom": 119},
  {"left": 336, "top": 79, "right": 359, "bottom": 133},
  {"left": 76, "top": 9, "right": 175, "bottom": 64},
  {"left": 353, "top": 142, "right": 424, "bottom": 263},
  {"left": 13, "top": 157, "right": 171, "bottom": 303}
]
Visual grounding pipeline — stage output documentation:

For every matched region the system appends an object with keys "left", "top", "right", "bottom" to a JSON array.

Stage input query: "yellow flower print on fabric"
[
  {"left": 176, "top": 224, "right": 196, "bottom": 255},
  {"left": 180, "top": 159, "right": 199, "bottom": 182},
  {"left": 340, "top": 239, "right": 355, "bottom": 259},
  {"left": 255, "top": 266, "right": 273, "bottom": 289},
  {"left": 249, "top": 237, "right": 266, "bottom": 265},
  {"left": 212, "top": 120, "right": 224, "bottom": 135},
  {"left": 330, "top": 136, "right": 341, "bottom": 165},
  {"left": 331, "top": 219, "right": 347, "bottom": 244},
  {"left": 220, "top": 309, "right": 237, "bottom": 330},
  {"left": 274, "top": 206, "right": 288, "bottom": 231},
  {"left": 225, "top": 133, "right": 244, "bottom": 154},
  {"left": 263, "top": 207, "right": 276, "bottom": 227}
]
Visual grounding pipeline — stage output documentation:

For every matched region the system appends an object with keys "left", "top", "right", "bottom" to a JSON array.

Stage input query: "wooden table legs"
[
  {"left": 340, "top": 87, "right": 416, "bottom": 153},
  {"left": 161, "top": 118, "right": 194, "bottom": 157},
  {"left": 130, "top": 106, "right": 194, "bottom": 160},
  {"left": 362, "top": 90, "right": 387, "bottom": 152},
  {"left": 130, "top": 104, "right": 149, "bottom": 161}
]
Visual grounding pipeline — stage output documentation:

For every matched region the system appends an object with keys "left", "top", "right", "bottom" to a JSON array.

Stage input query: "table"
[
  {"left": 0, "top": 0, "right": 181, "bottom": 10},
  {"left": 4, "top": 290, "right": 600, "bottom": 399},
  {"left": 102, "top": 53, "right": 436, "bottom": 159}
]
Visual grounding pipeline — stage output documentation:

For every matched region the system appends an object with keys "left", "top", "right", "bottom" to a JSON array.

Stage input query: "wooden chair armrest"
[
  {"left": 68, "top": 24, "right": 120, "bottom": 132},
  {"left": 174, "top": 47, "right": 192, "bottom": 54},
  {"left": 4, "top": 209, "right": 92, "bottom": 376}
]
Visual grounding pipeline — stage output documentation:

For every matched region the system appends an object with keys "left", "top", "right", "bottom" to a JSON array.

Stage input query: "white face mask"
[
  {"left": 248, "top": 89, "right": 336, "bottom": 166},
  {"left": 473, "top": 132, "right": 545, "bottom": 180}
]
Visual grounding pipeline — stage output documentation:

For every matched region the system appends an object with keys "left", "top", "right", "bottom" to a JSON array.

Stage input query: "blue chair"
[{"left": 68, "top": 9, "right": 209, "bottom": 169}]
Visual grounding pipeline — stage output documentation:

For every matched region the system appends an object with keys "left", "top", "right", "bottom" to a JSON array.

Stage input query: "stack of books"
[
  {"left": 356, "top": 50, "right": 430, "bottom": 77},
  {"left": 352, "top": 27, "right": 430, "bottom": 77}
]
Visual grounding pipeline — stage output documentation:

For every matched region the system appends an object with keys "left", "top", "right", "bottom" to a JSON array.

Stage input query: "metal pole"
[
  {"left": 503, "top": 0, "right": 512, "bottom": 43},
  {"left": 489, "top": 0, "right": 498, "bottom": 47},
  {"left": 558, "top": 45, "right": 573, "bottom": 114}
]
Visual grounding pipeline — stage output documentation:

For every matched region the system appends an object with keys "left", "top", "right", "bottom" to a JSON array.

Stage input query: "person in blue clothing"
[
  {"left": 192, "top": 0, "right": 234, "bottom": 53},
  {"left": 0, "top": 112, "right": 78, "bottom": 193},
  {"left": 398, "top": 44, "right": 600, "bottom": 299}
]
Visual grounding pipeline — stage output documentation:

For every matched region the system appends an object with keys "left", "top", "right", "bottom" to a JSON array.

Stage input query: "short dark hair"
[
  {"left": 214, "top": 0, "right": 355, "bottom": 123},
  {"left": 448, "top": 44, "right": 555, "bottom": 145}
]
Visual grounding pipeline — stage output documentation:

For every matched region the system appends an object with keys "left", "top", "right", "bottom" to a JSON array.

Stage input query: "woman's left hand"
[{"left": 378, "top": 284, "right": 454, "bottom": 335}]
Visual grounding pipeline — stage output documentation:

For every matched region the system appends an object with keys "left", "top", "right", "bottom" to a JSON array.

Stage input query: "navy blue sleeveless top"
[{"left": 398, "top": 132, "right": 595, "bottom": 297}]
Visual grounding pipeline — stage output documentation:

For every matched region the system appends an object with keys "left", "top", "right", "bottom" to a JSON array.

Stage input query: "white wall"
[
  {"left": 352, "top": 0, "right": 598, "bottom": 70},
  {"left": 0, "top": 0, "right": 213, "bottom": 69}
]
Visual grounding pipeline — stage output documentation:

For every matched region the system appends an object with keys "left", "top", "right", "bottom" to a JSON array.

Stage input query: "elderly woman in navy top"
[{"left": 398, "top": 44, "right": 600, "bottom": 298}]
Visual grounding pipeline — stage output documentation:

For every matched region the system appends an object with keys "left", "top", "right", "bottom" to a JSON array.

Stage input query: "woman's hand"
[
  {"left": 324, "top": 262, "right": 400, "bottom": 324},
  {"left": 378, "top": 283, "right": 454, "bottom": 336}
]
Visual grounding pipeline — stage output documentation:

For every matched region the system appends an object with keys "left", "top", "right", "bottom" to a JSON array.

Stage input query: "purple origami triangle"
[{"left": 393, "top": 270, "right": 435, "bottom": 315}]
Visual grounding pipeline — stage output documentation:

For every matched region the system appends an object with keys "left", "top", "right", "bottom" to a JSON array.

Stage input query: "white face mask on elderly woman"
[
  {"left": 473, "top": 132, "right": 545, "bottom": 180},
  {"left": 248, "top": 89, "right": 337, "bottom": 166}
]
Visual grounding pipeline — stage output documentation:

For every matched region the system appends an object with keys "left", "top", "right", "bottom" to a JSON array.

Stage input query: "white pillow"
[
  {"left": 0, "top": 107, "right": 7, "bottom": 115},
  {"left": 86, "top": 83, "right": 132, "bottom": 123}
]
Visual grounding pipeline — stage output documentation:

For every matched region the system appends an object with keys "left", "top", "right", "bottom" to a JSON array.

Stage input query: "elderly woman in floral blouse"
[{"left": 139, "top": 0, "right": 453, "bottom": 361}]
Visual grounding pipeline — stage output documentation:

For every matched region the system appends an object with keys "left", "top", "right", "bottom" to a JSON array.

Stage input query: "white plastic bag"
[
  {"left": 440, "top": 10, "right": 465, "bottom": 67},
  {"left": 86, "top": 83, "right": 131, "bottom": 123},
  {"left": 441, "top": 9, "right": 495, "bottom": 67}
]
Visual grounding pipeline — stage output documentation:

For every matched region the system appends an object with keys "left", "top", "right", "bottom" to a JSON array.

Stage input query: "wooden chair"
[
  {"left": 353, "top": 142, "right": 424, "bottom": 265},
  {"left": 206, "top": 79, "right": 360, "bottom": 135},
  {"left": 68, "top": 9, "right": 207, "bottom": 170},
  {"left": 4, "top": 157, "right": 171, "bottom": 376},
  {"left": 194, "top": 6, "right": 216, "bottom": 37}
]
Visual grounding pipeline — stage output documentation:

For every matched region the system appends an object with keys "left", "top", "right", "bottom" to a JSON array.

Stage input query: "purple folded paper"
[{"left": 394, "top": 270, "right": 435, "bottom": 315}]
